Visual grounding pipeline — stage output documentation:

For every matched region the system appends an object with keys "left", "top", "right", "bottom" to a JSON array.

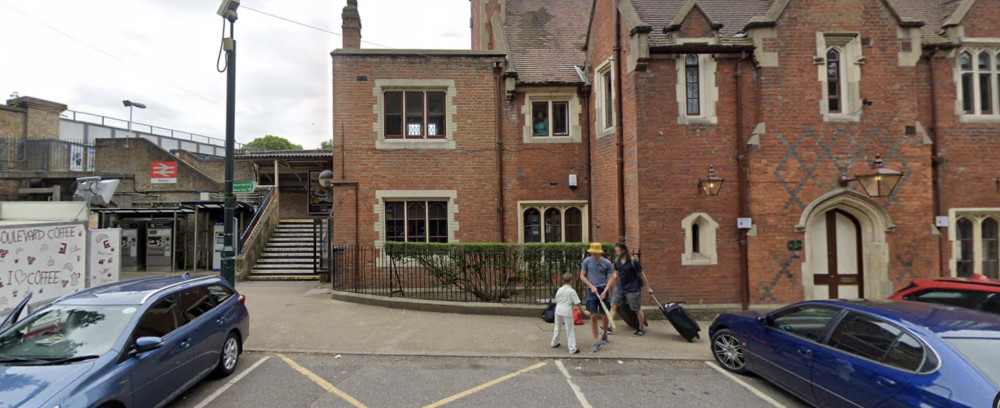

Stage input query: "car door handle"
[
  {"left": 180, "top": 338, "right": 192, "bottom": 348},
  {"left": 876, "top": 376, "right": 897, "bottom": 389},
  {"left": 215, "top": 317, "right": 225, "bottom": 325},
  {"left": 796, "top": 348, "right": 812, "bottom": 358}
]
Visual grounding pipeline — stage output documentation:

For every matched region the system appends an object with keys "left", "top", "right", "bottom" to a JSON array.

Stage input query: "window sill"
[
  {"left": 525, "top": 134, "right": 581, "bottom": 144},
  {"left": 678, "top": 115, "right": 717, "bottom": 125},
  {"left": 959, "top": 114, "right": 1000, "bottom": 124},
  {"left": 681, "top": 253, "right": 717, "bottom": 266},
  {"left": 822, "top": 112, "right": 861, "bottom": 123},
  {"left": 598, "top": 127, "right": 616, "bottom": 138},
  {"left": 376, "top": 138, "right": 456, "bottom": 150}
]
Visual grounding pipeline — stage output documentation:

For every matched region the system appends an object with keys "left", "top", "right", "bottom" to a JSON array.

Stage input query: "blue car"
[
  {"left": 709, "top": 300, "right": 1000, "bottom": 408},
  {"left": 0, "top": 275, "right": 250, "bottom": 408}
]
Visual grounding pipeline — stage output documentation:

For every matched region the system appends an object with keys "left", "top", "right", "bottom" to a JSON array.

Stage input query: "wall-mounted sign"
[
  {"left": 935, "top": 216, "right": 949, "bottom": 228},
  {"left": 88, "top": 228, "right": 120, "bottom": 288},
  {"left": 233, "top": 180, "right": 256, "bottom": 194},
  {"left": 150, "top": 161, "right": 178, "bottom": 184},
  {"left": 308, "top": 170, "right": 333, "bottom": 214},
  {"left": 0, "top": 222, "right": 87, "bottom": 309},
  {"left": 737, "top": 218, "right": 753, "bottom": 229}
]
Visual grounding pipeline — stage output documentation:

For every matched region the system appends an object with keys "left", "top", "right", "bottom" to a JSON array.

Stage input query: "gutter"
[
  {"left": 614, "top": 0, "right": 626, "bottom": 241},
  {"left": 650, "top": 44, "right": 755, "bottom": 54},
  {"left": 926, "top": 46, "right": 945, "bottom": 277}
]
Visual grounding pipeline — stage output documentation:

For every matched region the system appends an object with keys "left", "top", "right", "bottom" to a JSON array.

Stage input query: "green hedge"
[{"left": 384, "top": 242, "right": 615, "bottom": 302}]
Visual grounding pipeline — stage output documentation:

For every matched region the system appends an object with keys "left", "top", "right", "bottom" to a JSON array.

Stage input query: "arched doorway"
[
  {"left": 797, "top": 190, "right": 895, "bottom": 300},
  {"left": 807, "top": 209, "right": 864, "bottom": 299}
]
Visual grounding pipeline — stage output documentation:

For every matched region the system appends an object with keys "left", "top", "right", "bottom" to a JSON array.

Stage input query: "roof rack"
[{"left": 140, "top": 276, "right": 217, "bottom": 304}]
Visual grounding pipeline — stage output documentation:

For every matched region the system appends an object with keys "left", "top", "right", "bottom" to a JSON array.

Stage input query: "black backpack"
[{"left": 541, "top": 302, "right": 556, "bottom": 323}]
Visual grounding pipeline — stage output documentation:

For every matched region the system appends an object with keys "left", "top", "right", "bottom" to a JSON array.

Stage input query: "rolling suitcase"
[{"left": 651, "top": 294, "right": 701, "bottom": 342}]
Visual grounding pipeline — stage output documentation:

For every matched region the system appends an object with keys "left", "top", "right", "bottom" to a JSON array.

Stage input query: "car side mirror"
[
  {"left": 757, "top": 315, "right": 773, "bottom": 326},
  {"left": 134, "top": 336, "right": 164, "bottom": 354}
]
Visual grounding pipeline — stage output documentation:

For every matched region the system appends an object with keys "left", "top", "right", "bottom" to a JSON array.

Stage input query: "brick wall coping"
[{"left": 331, "top": 49, "right": 507, "bottom": 57}]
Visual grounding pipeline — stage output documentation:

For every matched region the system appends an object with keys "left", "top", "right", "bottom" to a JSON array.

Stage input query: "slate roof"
[
  {"left": 504, "top": 0, "right": 591, "bottom": 84},
  {"left": 885, "top": 0, "right": 964, "bottom": 43}
]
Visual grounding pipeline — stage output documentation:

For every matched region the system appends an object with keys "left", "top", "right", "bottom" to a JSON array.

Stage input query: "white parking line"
[
  {"left": 191, "top": 356, "right": 271, "bottom": 408},
  {"left": 554, "top": 360, "right": 593, "bottom": 408},
  {"left": 705, "top": 361, "right": 786, "bottom": 408}
]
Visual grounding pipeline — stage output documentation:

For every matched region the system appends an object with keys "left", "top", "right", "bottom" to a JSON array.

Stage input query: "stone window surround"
[
  {"left": 681, "top": 212, "right": 718, "bottom": 265},
  {"left": 816, "top": 32, "right": 864, "bottom": 123},
  {"left": 673, "top": 38, "right": 719, "bottom": 125},
  {"left": 594, "top": 58, "right": 616, "bottom": 138},
  {"left": 948, "top": 208, "right": 1000, "bottom": 276},
  {"left": 517, "top": 200, "right": 589, "bottom": 243},
  {"left": 372, "top": 79, "right": 458, "bottom": 150},
  {"left": 955, "top": 46, "right": 1000, "bottom": 123},
  {"left": 521, "top": 87, "right": 583, "bottom": 144},
  {"left": 374, "top": 190, "right": 459, "bottom": 248}
]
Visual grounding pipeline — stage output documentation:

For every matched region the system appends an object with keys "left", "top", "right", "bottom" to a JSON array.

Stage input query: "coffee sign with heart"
[{"left": 0, "top": 222, "right": 87, "bottom": 308}]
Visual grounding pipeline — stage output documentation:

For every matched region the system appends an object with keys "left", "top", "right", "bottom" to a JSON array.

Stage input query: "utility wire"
[{"left": 241, "top": 5, "right": 392, "bottom": 49}]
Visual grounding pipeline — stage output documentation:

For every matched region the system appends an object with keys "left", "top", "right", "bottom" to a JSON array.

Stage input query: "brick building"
[{"left": 331, "top": 0, "right": 1000, "bottom": 309}]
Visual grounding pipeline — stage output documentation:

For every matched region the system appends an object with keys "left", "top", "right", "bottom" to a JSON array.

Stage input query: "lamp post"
[
  {"left": 122, "top": 100, "right": 146, "bottom": 137},
  {"left": 839, "top": 154, "right": 903, "bottom": 198},
  {"left": 698, "top": 165, "right": 725, "bottom": 197},
  {"left": 218, "top": 0, "right": 240, "bottom": 285}
]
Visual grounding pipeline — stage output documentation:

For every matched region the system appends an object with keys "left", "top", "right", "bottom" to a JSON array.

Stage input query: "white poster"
[
  {"left": 69, "top": 144, "right": 84, "bottom": 172},
  {"left": 0, "top": 223, "right": 87, "bottom": 309},
  {"left": 88, "top": 228, "right": 121, "bottom": 288}
]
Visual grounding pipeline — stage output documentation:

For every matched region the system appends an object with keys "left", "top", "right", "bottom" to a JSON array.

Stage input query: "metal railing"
[
  {"left": 238, "top": 186, "right": 276, "bottom": 251},
  {"left": 331, "top": 244, "right": 628, "bottom": 304},
  {"left": 0, "top": 138, "right": 94, "bottom": 172},
  {"left": 60, "top": 110, "right": 242, "bottom": 148}
]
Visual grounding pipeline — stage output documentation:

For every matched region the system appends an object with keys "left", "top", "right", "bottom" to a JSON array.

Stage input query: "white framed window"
[
  {"left": 518, "top": 201, "right": 588, "bottom": 243},
  {"left": 957, "top": 49, "right": 1000, "bottom": 120},
  {"left": 681, "top": 212, "right": 718, "bottom": 265},
  {"left": 594, "top": 59, "right": 615, "bottom": 136},
  {"left": 673, "top": 48, "right": 718, "bottom": 124},
  {"left": 373, "top": 79, "right": 456, "bottom": 150},
  {"left": 949, "top": 209, "right": 1000, "bottom": 279},
  {"left": 522, "top": 89, "right": 582, "bottom": 143},
  {"left": 817, "top": 33, "right": 863, "bottom": 122}
]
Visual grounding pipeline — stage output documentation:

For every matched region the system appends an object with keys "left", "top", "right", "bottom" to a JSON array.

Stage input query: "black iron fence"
[
  {"left": 0, "top": 138, "right": 94, "bottom": 172},
  {"left": 331, "top": 242, "right": 623, "bottom": 304}
]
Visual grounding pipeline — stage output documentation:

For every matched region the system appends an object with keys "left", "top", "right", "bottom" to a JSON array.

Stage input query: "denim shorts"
[{"left": 585, "top": 286, "right": 610, "bottom": 314}]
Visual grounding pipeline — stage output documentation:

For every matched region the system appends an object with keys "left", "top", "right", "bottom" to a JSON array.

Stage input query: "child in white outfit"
[{"left": 551, "top": 273, "right": 591, "bottom": 354}]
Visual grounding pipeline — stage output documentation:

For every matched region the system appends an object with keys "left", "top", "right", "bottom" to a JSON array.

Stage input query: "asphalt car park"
[{"left": 167, "top": 352, "right": 808, "bottom": 408}]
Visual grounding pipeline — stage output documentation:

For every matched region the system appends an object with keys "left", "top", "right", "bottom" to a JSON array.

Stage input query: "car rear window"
[
  {"left": 829, "top": 312, "right": 902, "bottom": 362},
  {"left": 207, "top": 284, "right": 234, "bottom": 304},
  {"left": 944, "top": 338, "right": 1000, "bottom": 388},
  {"left": 903, "top": 289, "right": 988, "bottom": 310}
]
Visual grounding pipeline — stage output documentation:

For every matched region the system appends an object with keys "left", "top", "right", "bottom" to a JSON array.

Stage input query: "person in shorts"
[
  {"left": 580, "top": 243, "right": 613, "bottom": 352},
  {"left": 608, "top": 242, "right": 653, "bottom": 336}
]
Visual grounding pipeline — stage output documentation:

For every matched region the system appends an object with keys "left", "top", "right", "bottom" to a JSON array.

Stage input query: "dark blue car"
[
  {"left": 709, "top": 300, "right": 1000, "bottom": 408},
  {"left": 0, "top": 275, "right": 250, "bottom": 408}
]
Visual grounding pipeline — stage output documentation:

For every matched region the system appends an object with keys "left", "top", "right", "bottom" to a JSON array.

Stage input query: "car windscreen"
[
  {"left": 0, "top": 305, "right": 138, "bottom": 361},
  {"left": 944, "top": 338, "right": 1000, "bottom": 388}
]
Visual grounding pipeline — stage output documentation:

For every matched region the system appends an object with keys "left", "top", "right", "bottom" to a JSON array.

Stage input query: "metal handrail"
[
  {"left": 59, "top": 110, "right": 243, "bottom": 148},
  {"left": 238, "top": 186, "right": 276, "bottom": 251}
]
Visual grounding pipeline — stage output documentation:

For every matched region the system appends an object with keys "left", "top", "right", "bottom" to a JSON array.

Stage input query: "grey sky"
[{"left": 0, "top": 0, "right": 470, "bottom": 148}]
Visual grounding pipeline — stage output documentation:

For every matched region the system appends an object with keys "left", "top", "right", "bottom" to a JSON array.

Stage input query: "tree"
[
  {"left": 319, "top": 140, "right": 334, "bottom": 149},
  {"left": 243, "top": 135, "right": 303, "bottom": 151}
]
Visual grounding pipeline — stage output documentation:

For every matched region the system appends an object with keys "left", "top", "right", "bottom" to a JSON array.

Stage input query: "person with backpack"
[
  {"left": 550, "top": 273, "right": 591, "bottom": 355},
  {"left": 608, "top": 242, "right": 653, "bottom": 336},
  {"left": 581, "top": 243, "right": 613, "bottom": 352}
]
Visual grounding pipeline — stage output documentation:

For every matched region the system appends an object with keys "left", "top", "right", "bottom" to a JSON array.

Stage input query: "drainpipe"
[
  {"left": 494, "top": 61, "right": 506, "bottom": 242},
  {"left": 735, "top": 53, "right": 750, "bottom": 311},
  {"left": 581, "top": 85, "right": 593, "bottom": 241},
  {"left": 614, "top": 0, "right": 626, "bottom": 241},
  {"left": 927, "top": 46, "right": 945, "bottom": 277}
]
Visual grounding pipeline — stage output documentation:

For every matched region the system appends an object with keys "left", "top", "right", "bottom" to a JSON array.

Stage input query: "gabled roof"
[
  {"left": 504, "top": 0, "right": 591, "bottom": 84},
  {"left": 663, "top": 0, "right": 724, "bottom": 33}
]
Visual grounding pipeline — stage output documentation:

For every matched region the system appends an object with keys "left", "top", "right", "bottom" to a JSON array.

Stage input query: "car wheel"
[
  {"left": 712, "top": 329, "right": 748, "bottom": 374},
  {"left": 213, "top": 331, "right": 241, "bottom": 378}
]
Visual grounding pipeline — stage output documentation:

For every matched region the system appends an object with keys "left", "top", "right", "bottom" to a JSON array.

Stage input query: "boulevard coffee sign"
[{"left": 0, "top": 223, "right": 86, "bottom": 308}]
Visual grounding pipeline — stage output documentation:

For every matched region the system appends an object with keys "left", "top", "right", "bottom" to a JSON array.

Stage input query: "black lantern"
[
  {"left": 698, "top": 165, "right": 724, "bottom": 197},
  {"left": 839, "top": 154, "right": 903, "bottom": 198}
]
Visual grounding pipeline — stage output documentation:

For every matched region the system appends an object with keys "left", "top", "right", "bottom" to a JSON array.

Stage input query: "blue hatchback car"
[
  {"left": 709, "top": 300, "right": 1000, "bottom": 408},
  {"left": 0, "top": 275, "right": 250, "bottom": 408}
]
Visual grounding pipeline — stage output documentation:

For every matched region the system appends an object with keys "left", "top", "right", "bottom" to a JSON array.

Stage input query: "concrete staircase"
[{"left": 248, "top": 220, "right": 319, "bottom": 281}]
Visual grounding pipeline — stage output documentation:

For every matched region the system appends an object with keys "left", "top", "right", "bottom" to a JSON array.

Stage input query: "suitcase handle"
[{"left": 650, "top": 293, "right": 685, "bottom": 307}]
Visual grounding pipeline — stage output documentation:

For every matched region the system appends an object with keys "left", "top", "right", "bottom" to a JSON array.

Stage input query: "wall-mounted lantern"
[
  {"left": 839, "top": 154, "right": 903, "bottom": 198},
  {"left": 698, "top": 165, "right": 724, "bottom": 197}
]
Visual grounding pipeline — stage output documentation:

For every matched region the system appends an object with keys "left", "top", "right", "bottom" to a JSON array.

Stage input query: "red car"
[{"left": 890, "top": 274, "right": 1000, "bottom": 316}]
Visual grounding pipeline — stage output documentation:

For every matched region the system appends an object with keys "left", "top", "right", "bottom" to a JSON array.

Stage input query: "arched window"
[
  {"left": 564, "top": 208, "right": 583, "bottom": 242},
  {"left": 979, "top": 52, "right": 994, "bottom": 114},
  {"left": 681, "top": 213, "right": 718, "bottom": 265},
  {"left": 685, "top": 54, "right": 700, "bottom": 116},
  {"left": 957, "top": 218, "right": 974, "bottom": 277},
  {"left": 544, "top": 208, "right": 562, "bottom": 243},
  {"left": 827, "top": 48, "right": 843, "bottom": 114},
  {"left": 960, "top": 52, "right": 974, "bottom": 113},
  {"left": 983, "top": 218, "right": 999, "bottom": 278},
  {"left": 523, "top": 208, "right": 541, "bottom": 243}
]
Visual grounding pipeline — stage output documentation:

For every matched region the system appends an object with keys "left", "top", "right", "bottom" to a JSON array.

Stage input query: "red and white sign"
[{"left": 150, "top": 161, "right": 177, "bottom": 184}]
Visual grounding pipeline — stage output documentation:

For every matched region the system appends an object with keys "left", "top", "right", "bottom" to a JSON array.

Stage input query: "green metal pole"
[{"left": 222, "top": 23, "right": 237, "bottom": 286}]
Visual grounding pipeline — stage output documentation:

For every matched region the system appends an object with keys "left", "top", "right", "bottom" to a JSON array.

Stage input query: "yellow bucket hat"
[{"left": 586, "top": 243, "right": 603, "bottom": 254}]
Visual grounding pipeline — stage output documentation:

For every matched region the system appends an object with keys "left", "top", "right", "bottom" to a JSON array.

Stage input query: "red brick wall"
[{"left": 586, "top": 0, "right": 622, "bottom": 243}]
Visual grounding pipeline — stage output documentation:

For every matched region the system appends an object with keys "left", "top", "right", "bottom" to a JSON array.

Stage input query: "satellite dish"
[{"left": 73, "top": 177, "right": 120, "bottom": 206}]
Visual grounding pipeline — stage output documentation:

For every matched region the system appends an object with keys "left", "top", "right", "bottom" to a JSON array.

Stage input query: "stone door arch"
[{"left": 796, "top": 190, "right": 896, "bottom": 300}]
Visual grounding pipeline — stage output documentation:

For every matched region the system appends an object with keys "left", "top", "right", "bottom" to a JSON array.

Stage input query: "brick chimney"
[{"left": 342, "top": 0, "right": 361, "bottom": 49}]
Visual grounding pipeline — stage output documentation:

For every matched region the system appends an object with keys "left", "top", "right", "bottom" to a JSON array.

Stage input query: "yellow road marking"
[
  {"left": 278, "top": 353, "right": 368, "bottom": 408},
  {"left": 422, "top": 361, "right": 548, "bottom": 408}
]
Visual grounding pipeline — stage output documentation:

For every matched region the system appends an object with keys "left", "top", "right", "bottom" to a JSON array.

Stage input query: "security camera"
[
  {"left": 863, "top": 98, "right": 874, "bottom": 106},
  {"left": 217, "top": 0, "right": 240, "bottom": 21}
]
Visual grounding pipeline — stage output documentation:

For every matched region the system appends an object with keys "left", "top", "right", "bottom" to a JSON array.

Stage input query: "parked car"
[
  {"left": 889, "top": 274, "right": 1000, "bottom": 316},
  {"left": 709, "top": 300, "right": 1000, "bottom": 408},
  {"left": 0, "top": 275, "right": 249, "bottom": 408}
]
